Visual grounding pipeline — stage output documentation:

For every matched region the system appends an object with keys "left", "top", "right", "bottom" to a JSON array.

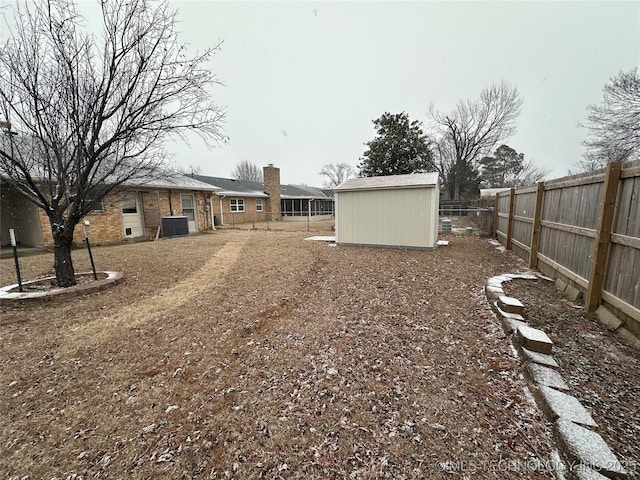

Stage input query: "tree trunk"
[{"left": 51, "top": 221, "right": 77, "bottom": 287}]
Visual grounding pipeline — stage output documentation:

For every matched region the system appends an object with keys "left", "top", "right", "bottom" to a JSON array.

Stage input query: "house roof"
[
  {"left": 281, "top": 184, "right": 332, "bottom": 199},
  {"left": 131, "top": 174, "right": 221, "bottom": 192},
  {"left": 0, "top": 134, "right": 220, "bottom": 192},
  {"left": 193, "top": 175, "right": 332, "bottom": 199},
  {"left": 334, "top": 172, "right": 439, "bottom": 191},
  {"left": 193, "top": 175, "right": 268, "bottom": 197}
]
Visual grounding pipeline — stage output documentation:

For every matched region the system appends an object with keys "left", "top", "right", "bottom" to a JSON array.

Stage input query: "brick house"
[
  {"left": 195, "top": 164, "right": 334, "bottom": 226},
  {"left": 0, "top": 175, "right": 220, "bottom": 248},
  {"left": 1, "top": 164, "right": 335, "bottom": 248}
]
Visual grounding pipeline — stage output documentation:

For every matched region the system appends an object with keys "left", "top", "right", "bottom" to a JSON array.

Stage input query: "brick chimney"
[{"left": 263, "top": 164, "right": 281, "bottom": 220}]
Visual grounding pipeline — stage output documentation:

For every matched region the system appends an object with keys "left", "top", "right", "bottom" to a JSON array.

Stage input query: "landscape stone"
[
  {"left": 485, "top": 285, "right": 504, "bottom": 302},
  {"left": 501, "top": 318, "right": 529, "bottom": 335},
  {"left": 574, "top": 465, "right": 614, "bottom": 480},
  {"left": 616, "top": 328, "right": 640, "bottom": 350},
  {"left": 526, "top": 363, "right": 569, "bottom": 391},
  {"left": 487, "top": 278, "right": 505, "bottom": 289},
  {"left": 555, "top": 419, "right": 627, "bottom": 479},
  {"left": 549, "top": 449, "right": 569, "bottom": 480},
  {"left": 498, "top": 295, "right": 525, "bottom": 314},
  {"left": 516, "top": 325, "right": 553, "bottom": 354},
  {"left": 595, "top": 305, "right": 623, "bottom": 332},
  {"left": 485, "top": 285, "right": 505, "bottom": 295},
  {"left": 555, "top": 278, "right": 568, "bottom": 292},
  {"left": 502, "top": 273, "right": 520, "bottom": 279},
  {"left": 564, "top": 283, "right": 583, "bottom": 302},
  {"left": 536, "top": 273, "right": 555, "bottom": 282},
  {"left": 492, "top": 275, "right": 511, "bottom": 284},
  {"left": 538, "top": 386, "right": 597, "bottom": 427},
  {"left": 511, "top": 273, "right": 538, "bottom": 281},
  {"left": 520, "top": 346, "right": 559, "bottom": 368}
]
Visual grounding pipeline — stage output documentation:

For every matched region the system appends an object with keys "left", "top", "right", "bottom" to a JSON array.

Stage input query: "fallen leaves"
[{"left": 1, "top": 232, "right": 557, "bottom": 478}]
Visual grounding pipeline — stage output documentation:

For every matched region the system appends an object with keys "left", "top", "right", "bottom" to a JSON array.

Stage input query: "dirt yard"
[{"left": 0, "top": 230, "right": 635, "bottom": 478}]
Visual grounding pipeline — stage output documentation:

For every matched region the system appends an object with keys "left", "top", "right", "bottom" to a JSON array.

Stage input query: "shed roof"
[{"left": 335, "top": 172, "right": 439, "bottom": 191}]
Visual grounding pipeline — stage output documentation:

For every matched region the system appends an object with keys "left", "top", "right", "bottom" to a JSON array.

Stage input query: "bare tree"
[
  {"left": 173, "top": 164, "right": 203, "bottom": 176},
  {"left": 509, "top": 158, "right": 550, "bottom": 187},
  {"left": 430, "top": 81, "right": 523, "bottom": 199},
  {"left": 231, "top": 160, "right": 263, "bottom": 182},
  {"left": 567, "top": 154, "right": 607, "bottom": 176},
  {"left": 319, "top": 162, "right": 354, "bottom": 188},
  {"left": 579, "top": 69, "right": 640, "bottom": 169},
  {"left": 0, "top": 0, "right": 226, "bottom": 287}
]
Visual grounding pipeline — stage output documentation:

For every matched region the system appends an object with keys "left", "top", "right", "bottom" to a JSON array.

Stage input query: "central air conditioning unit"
[{"left": 161, "top": 216, "right": 189, "bottom": 238}]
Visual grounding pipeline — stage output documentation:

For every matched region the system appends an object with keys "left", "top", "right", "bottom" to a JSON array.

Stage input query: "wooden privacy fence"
[{"left": 494, "top": 161, "right": 640, "bottom": 334}]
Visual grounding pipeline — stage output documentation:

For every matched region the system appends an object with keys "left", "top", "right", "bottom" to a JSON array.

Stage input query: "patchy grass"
[{"left": 1, "top": 231, "right": 555, "bottom": 478}]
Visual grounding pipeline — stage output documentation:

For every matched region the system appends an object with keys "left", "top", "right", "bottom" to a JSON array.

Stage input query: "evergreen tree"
[{"left": 358, "top": 112, "right": 435, "bottom": 177}]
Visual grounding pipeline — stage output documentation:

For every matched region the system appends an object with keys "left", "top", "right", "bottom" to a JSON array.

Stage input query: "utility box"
[{"left": 161, "top": 216, "right": 189, "bottom": 238}]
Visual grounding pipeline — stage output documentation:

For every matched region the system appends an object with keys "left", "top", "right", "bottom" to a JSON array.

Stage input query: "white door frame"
[
  {"left": 181, "top": 193, "right": 198, "bottom": 232},
  {"left": 121, "top": 192, "right": 144, "bottom": 238}
]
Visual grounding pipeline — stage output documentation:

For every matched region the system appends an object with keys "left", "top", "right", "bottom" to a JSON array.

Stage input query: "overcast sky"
[{"left": 11, "top": 0, "right": 640, "bottom": 187}]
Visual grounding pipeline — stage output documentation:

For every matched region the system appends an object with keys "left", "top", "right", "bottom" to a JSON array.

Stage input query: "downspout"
[
  {"left": 218, "top": 193, "right": 225, "bottom": 225},
  {"left": 210, "top": 195, "right": 216, "bottom": 230}
]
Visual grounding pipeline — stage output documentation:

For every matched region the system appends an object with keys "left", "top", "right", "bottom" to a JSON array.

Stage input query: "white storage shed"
[{"left": 334, "top": 172, "right": 440, "bottom": 249}]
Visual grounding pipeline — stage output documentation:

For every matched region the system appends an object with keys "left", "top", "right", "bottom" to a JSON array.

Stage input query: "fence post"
[
  {"left": 529, "top": 181, "right": 545, "bottom": 268},
  {"left": 493, "top": 193, "right": 499, "bottom": 238},
  {"left": 506, "top": 188, "right": 515, "bottom": 250},
  {"left": 585, "top": 161, "right": 621, "bottom": 312}
]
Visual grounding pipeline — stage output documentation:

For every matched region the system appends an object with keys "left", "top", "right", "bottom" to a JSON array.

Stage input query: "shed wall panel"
[{"left": 336, "top": 186, "right": 437, "bottom": 248}]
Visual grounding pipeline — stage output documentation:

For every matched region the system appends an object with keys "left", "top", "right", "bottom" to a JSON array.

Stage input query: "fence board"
[
  {"left": 514, "top": 191, "right": 536, "bottom": 218},
  {"left": 513, "top": 220, "right": 532, "bottom": 247},
  {"left": 495, "top": 160, "right": 639, "bottom": 328},
  {"left": 604, "top": 244, "right": 638, "bottom": 308},
  {"left": 627, "top": 176, "right": 639, "bottom": 237}
]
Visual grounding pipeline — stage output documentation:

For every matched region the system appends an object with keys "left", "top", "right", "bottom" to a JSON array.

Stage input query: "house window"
[
  {"left": 181, "top": 194, "right": 196, "bottom": 221},
  {"left": 256, "top": 199, "right": 263, "bottom": 212},
  {"left": 230, "top": 198, "right": 245, "bottom": 212},
  {"left": 121, "top": 196, "right": 137, "bottom": 214},
  {"left": 86, "top": 198, "right": 104, "bottom": 212}
]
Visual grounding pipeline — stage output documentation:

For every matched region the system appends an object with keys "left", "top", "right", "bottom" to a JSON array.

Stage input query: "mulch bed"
[{"left": 504, "top": 279, "right": 640, "bottom": 480}]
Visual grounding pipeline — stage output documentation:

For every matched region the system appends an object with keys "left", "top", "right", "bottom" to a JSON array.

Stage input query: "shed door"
[
  {"left": 181, "top": 194, "right": 197, "bottom": 232},
  {"left": 121, "top": 194, "right": 144, "bottom": 238}
]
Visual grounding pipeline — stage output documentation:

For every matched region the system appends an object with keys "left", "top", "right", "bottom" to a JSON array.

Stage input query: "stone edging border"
[
  {"left": 0, "top": 271, "right": 123, "bottom": 301},
  {"left": 485, "top": 272, "right": 629, "bottom": 480}
]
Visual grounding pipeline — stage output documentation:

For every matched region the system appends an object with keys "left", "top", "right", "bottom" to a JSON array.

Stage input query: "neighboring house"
[
  {"left": 195, "top": 164, "right": 334, "bottom": 225},
  {"left": 480, "top": 187, "right": 512, "bottom": 199},
  {"left": 0, "top": 175, "right": 220, "bottom": 248},
  {"left": 334, "top": 172, "right": 440, "bottom": 249}
]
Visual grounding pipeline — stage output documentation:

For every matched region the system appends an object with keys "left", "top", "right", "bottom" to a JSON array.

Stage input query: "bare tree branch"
[
  {"left": 231, "top": 160, "right": 263, "bottom": 182},
  {"left": 579, "top": 69, "right": 640, "bottom": 169},
  {"left": 319, "top": 162, "right": 354, "bottom": 188},
  {"left": 430, "top": 81, "right": 522, "bottom": 199},
  {"left": 0, "top": 0, "right": 226, "bottom": 286}
]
